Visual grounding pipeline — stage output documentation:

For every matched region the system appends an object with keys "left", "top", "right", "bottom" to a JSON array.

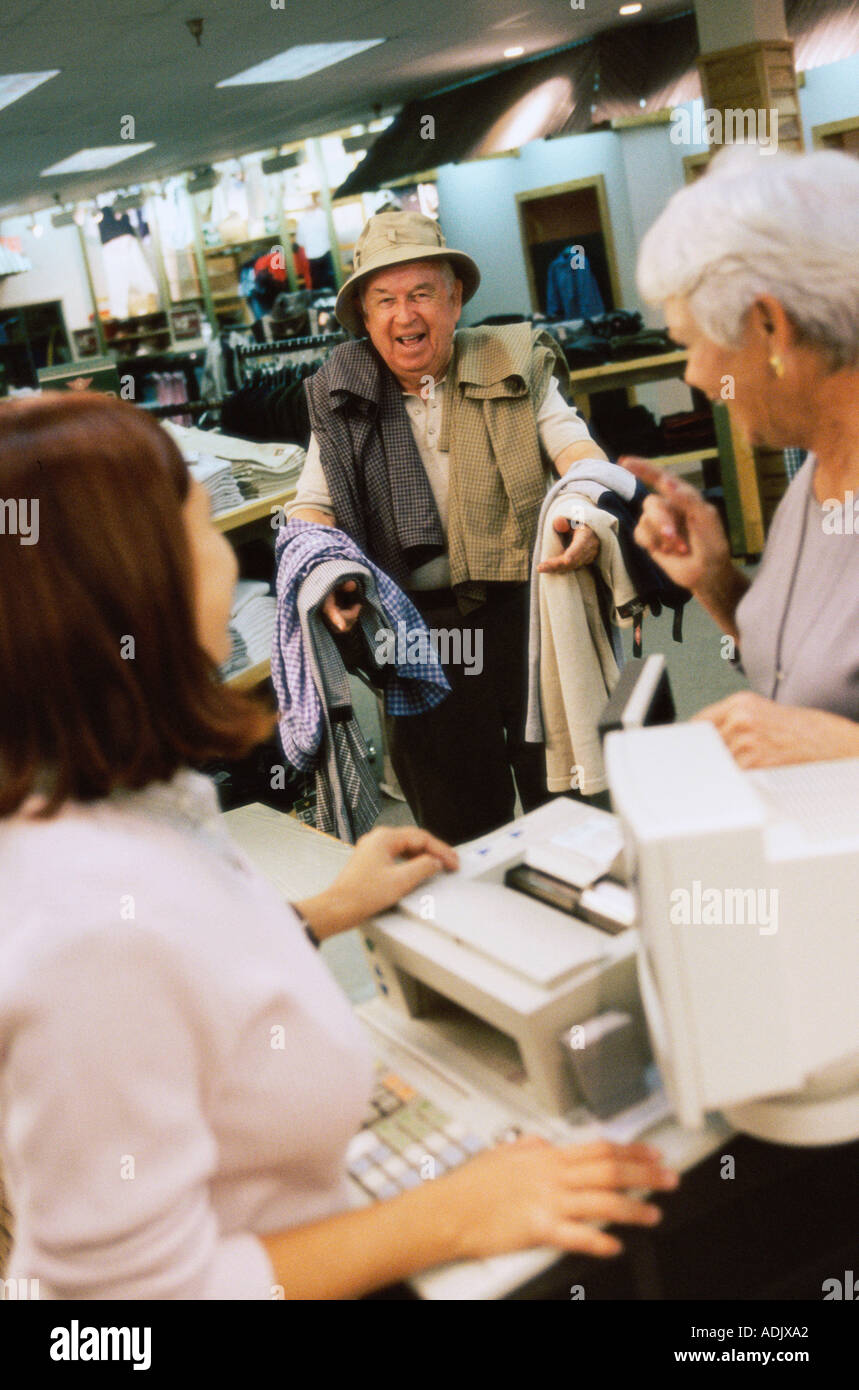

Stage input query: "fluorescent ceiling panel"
[
  {"left": 0, "top": 70, "right": 60, "bottom": 114},
  {"left": 40, "top": 144, "right": 155, "bottom": 176},
  {"left": 218, "top": 41, "right": 385, "bottom": 86}
]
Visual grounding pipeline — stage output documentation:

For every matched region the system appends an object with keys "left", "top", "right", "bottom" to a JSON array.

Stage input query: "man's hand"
[
  {"left": 694, "top": 692, "right": 859, "bottom": 769},
  {"left": 537, "top": 518, "right": 600, "bottom": 574},
  {"left": 295, "top": 826, "right": 459, "bottom": 939},
  {"left": 321, "top": 580, "right": 364, "bottom": 634}
]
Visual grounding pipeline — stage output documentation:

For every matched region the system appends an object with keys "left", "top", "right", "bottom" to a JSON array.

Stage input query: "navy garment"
[
  {"left": 98, "top": 207, "right": 150, "bottom": 245},
  {"left": 546, "top": 248, "right": 605, "bottom": 321},
  {"left": 308, "top": 250, "right": 336, "bottom": 291},
  {"left": 595, "top": 481, "right": 692, "bottom": 650}
]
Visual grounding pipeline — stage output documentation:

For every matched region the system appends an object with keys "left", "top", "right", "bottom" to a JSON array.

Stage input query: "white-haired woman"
[{"left": 625, "top": 148, "right": 859, "bottom": 768}]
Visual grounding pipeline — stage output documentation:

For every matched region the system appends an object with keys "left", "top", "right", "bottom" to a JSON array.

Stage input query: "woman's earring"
[{"left": 769, "top": 355, "right": 785, "bottom": 379}]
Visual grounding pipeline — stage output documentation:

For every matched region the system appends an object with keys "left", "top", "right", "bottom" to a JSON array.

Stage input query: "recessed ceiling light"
[
  {"left": 0, "top": 70, "right": 60, "bottom": 114},
  {"left": 217, "top": 41, "right": 385, "bottom": 86},
  {"left": 619, "top": 4, "right": 643, "bottom": 14},
  {"left": 39, "top": 145, "right": 155, "bottom": 176},
  {"left": 504, "top": 47, "right": 525, "bottom": 58}
]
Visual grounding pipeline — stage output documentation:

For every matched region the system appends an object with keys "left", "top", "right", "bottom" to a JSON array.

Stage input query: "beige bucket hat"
[{"left": 335, "top": 211, "right": 480, "bottom": 335}]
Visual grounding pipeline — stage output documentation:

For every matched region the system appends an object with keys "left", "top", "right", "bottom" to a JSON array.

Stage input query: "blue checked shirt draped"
[{"left": 273, "top": 520, "right": 450, "bottom": 839}]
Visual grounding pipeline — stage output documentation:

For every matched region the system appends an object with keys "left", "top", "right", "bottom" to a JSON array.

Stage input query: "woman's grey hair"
[{"left": 637, "top": 147, "right": 859, "bottom": 370}]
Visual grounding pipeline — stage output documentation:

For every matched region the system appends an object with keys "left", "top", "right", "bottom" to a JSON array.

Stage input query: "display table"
[{"left": 567, "top": 348, "right": 766, "bottom": 557}]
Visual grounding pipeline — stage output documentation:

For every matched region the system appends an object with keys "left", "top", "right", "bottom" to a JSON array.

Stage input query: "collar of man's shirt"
[{"left": 402, "top": 375, "right": 446, "bottom": 398}]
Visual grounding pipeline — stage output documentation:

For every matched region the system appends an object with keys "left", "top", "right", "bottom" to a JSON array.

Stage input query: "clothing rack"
[
  {"left": 234, "top": 331, "right": 347, "bottom": 385},
  {"left": 143, "top": 399, "right": 222, "bottom": 420},
  {"left": 235, "top": 331, "right": 348, "bottom": 360}
]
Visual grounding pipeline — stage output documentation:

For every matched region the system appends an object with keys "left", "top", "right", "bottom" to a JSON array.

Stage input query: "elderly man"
[{"left": 287, "top": 211, "right": 608, "bottom": 844}]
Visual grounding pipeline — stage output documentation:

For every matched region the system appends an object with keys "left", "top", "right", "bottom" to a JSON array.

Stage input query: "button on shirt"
[{"left": 288, "top": 375, "right": 595, "bottom": 589}]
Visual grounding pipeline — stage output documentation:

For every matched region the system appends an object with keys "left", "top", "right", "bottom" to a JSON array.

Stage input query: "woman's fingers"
[
  {"left": 619, "top": 455, "right": 664, "bottom": 489},
  {"left": 634, "top": 495, "right": 689, "bottom": 556},
  {"left": 623, "top": 457, "right": 708, "bottom": 533},
  {"left": 555, "top": 1222, "right": 625, "bottom": 1257},
  {"left": 560, "top": 1139, "right": 663, "bottom": 1164},
  {"left": 561, "top": 1156, "right": 679, "bottom": 1193},
  {"left": 562, "top": 1191, "right": 664, "bottom": 1227},
  {"left": 622, "top": 456, "right": 699, "bottom": 508},
  {"left": 372, "top": 825, "right": 459, "bottom": 872},
  {"left": 392, "top": 852, "right": 449, "bottom": 896}
]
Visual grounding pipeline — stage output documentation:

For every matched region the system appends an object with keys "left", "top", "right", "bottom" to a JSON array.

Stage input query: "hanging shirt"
[
  {"left": 296, "top": 207, "right": 331, "bottom": 259},
  {"left": 546, "top": 248, "right": 606, "bottom": 321}
]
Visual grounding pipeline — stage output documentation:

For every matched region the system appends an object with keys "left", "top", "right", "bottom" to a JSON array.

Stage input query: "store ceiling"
[{"left": 0, "top": 0, "right": 686, "bottom": 216}]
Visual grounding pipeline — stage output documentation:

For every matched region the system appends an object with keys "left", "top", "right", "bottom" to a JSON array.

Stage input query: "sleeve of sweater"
[{"left": 4, "top": 923, "right": 276, "bottom": 1300}]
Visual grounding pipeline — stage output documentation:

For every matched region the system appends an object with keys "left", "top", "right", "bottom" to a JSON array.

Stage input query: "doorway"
[{"left": 515, "top": 175, "right": 621, "bottom": 318}]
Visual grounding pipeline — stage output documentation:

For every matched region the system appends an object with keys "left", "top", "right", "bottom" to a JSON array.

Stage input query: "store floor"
[{"left": 323, "top": 568, "right": 753, "bottom": 1005}]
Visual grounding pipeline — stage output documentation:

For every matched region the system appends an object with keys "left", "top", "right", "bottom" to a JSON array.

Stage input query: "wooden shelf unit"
[
  {"left": 812, "top": 115, "right": 859, "bottom": 157},
  {"left": 214, "top": 486, "right": 296, "bottom": 534},
  {"left": 219, "top": 483, "right": 296, "bottom": 689},
  {"left": 567, "top": 350, "right": 766, "bottom": 556},
  {"left": 227, "top": 657, "right": 272, "bottom": 691},
  {"left": 204, "top": 235, "right": 273, "bottom": 327}
]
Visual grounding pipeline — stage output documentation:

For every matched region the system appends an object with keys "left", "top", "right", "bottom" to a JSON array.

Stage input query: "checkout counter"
[{"left": 224, "top": 689, "right": 859, "bottom": 1300}]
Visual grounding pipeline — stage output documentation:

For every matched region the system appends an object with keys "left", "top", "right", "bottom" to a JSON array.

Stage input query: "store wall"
[
  {"left": 439, "top": 40, "right": 859, "bottom": 331},
  {"left": 0, "top": 214, "right": 94, "bottom": 334},
  {"left": 437, "top": 131, "right": 638, "bottom": 325},
  {"left": 438, "top": 124, "right": 698, "bottom": 415},
  {"left": 799, "top": 52, "right": 859, "bottom": 144}
]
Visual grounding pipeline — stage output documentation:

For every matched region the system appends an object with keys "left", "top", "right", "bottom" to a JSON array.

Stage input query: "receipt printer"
[{"left": 363, "top": 799, "right": 650, "bottom": 1116}]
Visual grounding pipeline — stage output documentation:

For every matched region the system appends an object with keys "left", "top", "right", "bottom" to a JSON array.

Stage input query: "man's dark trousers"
[{"left": 384, "top": 583, "right": 549, "bottom": 845}]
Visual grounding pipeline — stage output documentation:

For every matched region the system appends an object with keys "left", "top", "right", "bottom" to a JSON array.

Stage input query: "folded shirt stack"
[
  {"left": 229, "top": 446, "right": 306, "bottom": 501},
  {"left": 163, "top": 421, "right": 305, "bottom": 509},
  {"left": 188, "top": 454, "right": 245, "bottom": 516},
  {"left": 229, "top": 579, "right": 278, "bottom": 670},
  {"left": 220, "top": 626, "right": 250, "bottom": 681}
]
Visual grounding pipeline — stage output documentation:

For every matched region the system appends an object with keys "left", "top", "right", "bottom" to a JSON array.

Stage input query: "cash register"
[{"left": 224, "top": 656, "right": 859, "bottom": 1298}]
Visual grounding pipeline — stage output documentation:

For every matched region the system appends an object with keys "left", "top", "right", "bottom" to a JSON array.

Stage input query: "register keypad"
[{"left": 347, "top": 1066, "right": 487, "bottom": 1201}]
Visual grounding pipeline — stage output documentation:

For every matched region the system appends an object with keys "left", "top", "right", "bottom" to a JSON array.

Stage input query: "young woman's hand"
[
  {"left": 260, "top": 1136, "right": 679, "bottom": 1298},
  {"left": 296, "top": 826, "right": 458, "bottom": 939},
  {"left": 438, "top": 1136, "right": 678, "bottom": 1260}
]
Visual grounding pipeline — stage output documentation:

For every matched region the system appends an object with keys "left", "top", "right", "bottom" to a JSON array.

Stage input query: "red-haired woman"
[{"left": 0, "top": 394, "right": 676, "bottom": 1299}]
